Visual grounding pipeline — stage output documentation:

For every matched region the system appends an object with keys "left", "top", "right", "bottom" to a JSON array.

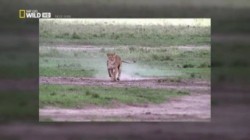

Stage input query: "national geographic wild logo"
[{"left": 19, "top": 9, "right": 51, "bottom": 19}]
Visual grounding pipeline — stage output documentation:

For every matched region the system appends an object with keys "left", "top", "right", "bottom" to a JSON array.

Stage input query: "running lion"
[{"left": 107, "top": 53, "right": 122, "bottom": 81}]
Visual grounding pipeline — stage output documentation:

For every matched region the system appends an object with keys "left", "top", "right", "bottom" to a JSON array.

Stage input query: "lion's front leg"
[
  {"left": 108, "top": 68, "right": 112, "bottom": 77},
  {"left": 112, "top": 69, "right": 117, "bottom": 81},
  {"left": 109, "top": 68, "right": 116, "bottom": 81},
  {"left": 113, "top": 67, "right": 119, "bottom": 81}
]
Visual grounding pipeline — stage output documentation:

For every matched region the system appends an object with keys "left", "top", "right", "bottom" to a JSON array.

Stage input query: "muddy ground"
[{"left": 39, "top": 77, "right": 210, "bottom": 122}]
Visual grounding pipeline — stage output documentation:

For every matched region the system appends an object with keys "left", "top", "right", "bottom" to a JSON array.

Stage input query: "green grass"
[
  {"left": 40, "top": 20, "right": 210, "bottom": 47},
  {"left": 39, "top": 67, "right": 96, "bottom": 77},
  {"left": 39, "top": 55, "right": 104, "bottom": 77},
  {"left": 39, "top": 19, "right": 210, "bottom": 81},
  {"left": 39, "top": 85, "right": 189, "bottom": 108},
  {"left": 39, "top": 47, "right": 210, "bottom": 80}
]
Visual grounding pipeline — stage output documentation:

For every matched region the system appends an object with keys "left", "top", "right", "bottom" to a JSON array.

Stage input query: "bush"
[
  {"left": 183, "top": 64, "right": 195, "bottom": 68},
  {"left": 151, "top": 54, "right": 173, "bottom": 61},
  {"left": 190, "top": 73, "right": 195, "bottom": 78},
  {"left": 129, "top": 47, "right": 136, "bottom": 52},
  {"left": 72, "top": 32, "right": 81, "bottom": 39},
  {"left": 198, "top": 63, "right": 210, "bottom": 68}
]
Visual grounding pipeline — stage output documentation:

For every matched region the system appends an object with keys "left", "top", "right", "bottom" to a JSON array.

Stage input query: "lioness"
[{"left": 107, "top": 53, "right": 122, "bottom": 81}]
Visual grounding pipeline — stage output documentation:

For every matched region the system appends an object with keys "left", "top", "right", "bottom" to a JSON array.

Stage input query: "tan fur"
[{"left": 107, "top": 53, "right": 122, "bottom": 81}]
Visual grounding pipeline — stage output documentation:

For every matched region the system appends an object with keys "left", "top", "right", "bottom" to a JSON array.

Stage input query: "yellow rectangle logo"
[{"left": 19, "top": 10, "right": 25, "bottom": 18}]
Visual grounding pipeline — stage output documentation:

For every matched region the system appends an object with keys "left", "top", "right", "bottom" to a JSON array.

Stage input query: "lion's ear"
[{"left": 107, "top": 53, "right": 110, "bottom": 56}]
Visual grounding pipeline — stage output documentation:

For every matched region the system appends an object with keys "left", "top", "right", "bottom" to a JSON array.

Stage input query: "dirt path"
[
  {"left": 39, "top": 77, "right": 210, "bottom": 121},
  {"left": 40, "top": 76, "right": 210, "bottom": 91},
  {"left": 40, "top": 93, "right": 210, "bottom": 121}
]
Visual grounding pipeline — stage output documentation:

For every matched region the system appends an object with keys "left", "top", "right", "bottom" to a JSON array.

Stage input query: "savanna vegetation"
[
  {"left": 39, "top": 19, "right": 210, "bottom": 108},
  {"left": 40, "top": 85, "right": 189, "bottom": 108},
  {"left": 40, "top": 19, "right": 210, "bottom": 46},
  {"left": 39, "top": 19, "right": 210, "bottom": 80},
  {"left": 39, "top": 46, "right": 210, "bottom": 80}
]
